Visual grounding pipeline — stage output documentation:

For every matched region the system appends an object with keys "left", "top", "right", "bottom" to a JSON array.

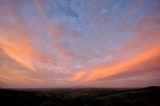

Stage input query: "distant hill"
[{"left": 142, "top": 86, "right": 160, "bottom": 90}]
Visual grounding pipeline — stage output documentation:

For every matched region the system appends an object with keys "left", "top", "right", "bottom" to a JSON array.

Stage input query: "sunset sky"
[{"left": 0, "top": 0, "right": 160, "bottom": 88}]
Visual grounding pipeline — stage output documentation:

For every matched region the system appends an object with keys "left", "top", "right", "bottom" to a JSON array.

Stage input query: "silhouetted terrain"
[{"left": 0, "top": 86, "right": 160, "bottom": 106}]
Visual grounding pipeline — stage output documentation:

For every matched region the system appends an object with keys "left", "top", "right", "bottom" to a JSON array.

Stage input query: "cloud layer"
[{"left": 0, "top": 0, "right": 160, "bottom": 88}]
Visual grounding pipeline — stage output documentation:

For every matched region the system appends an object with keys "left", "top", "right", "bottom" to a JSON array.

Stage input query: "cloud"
[
  {"left": 0, "top": 38, "right": 36, "bottom": 71},
  {"left": 70, "top": 70, "right": 86, "bottom": 82},
  {"left": 100, "top": 55, "right": 160, "bottom": 81},
  {"left": 0, "top": 0, "right": 159, "bottom": 88},
  {"left": 81, "top": 48, "right": 160, "bottom": 82},
  {"left": 34, "top": 0, "right": 47, "bottom": 16}
]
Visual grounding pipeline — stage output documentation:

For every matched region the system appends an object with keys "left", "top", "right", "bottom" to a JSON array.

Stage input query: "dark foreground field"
[{"left": 0, "top": 86, "right": 160, "bottom": 106}]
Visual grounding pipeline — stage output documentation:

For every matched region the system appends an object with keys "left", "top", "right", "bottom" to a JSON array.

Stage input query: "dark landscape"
[{"left": 0, "top": 86, "right": 160, "bottom": 106}]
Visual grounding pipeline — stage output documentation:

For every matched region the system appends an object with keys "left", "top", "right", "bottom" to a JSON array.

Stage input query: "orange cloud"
[
  {"left": 0, "top": 3, "right": 38, "bottom": 71},
  {"left": 0, "top": 36, "right": 36, "bottom": 71},
  {"left": 99, "top": 55, "right": 160, "bottom": 82},
  {"left": 0, "top": 70, "right": 45, "bottom": 86},
  {"left": 0, "top": 49, "right": 52, "bottom": 88},
  {"left": 82, "top": 48, "right": 160, "bottom": 82},
  {"left": 70, "top": 71, "right": 86, "bottom": 82}
]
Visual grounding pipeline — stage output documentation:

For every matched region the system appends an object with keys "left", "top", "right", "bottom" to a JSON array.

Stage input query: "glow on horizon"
[{"left": 0, "top": 0, "right": 160, "bottom": 88}]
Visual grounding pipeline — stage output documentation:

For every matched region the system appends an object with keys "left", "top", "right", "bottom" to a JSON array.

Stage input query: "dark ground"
[{"left": 0, "top": 86, "right": 160, "bottom": 106}]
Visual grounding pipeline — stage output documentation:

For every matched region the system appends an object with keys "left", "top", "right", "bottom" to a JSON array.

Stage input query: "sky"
[{"left": 0, "top": 0, "right": 160, "bottom": 88}]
